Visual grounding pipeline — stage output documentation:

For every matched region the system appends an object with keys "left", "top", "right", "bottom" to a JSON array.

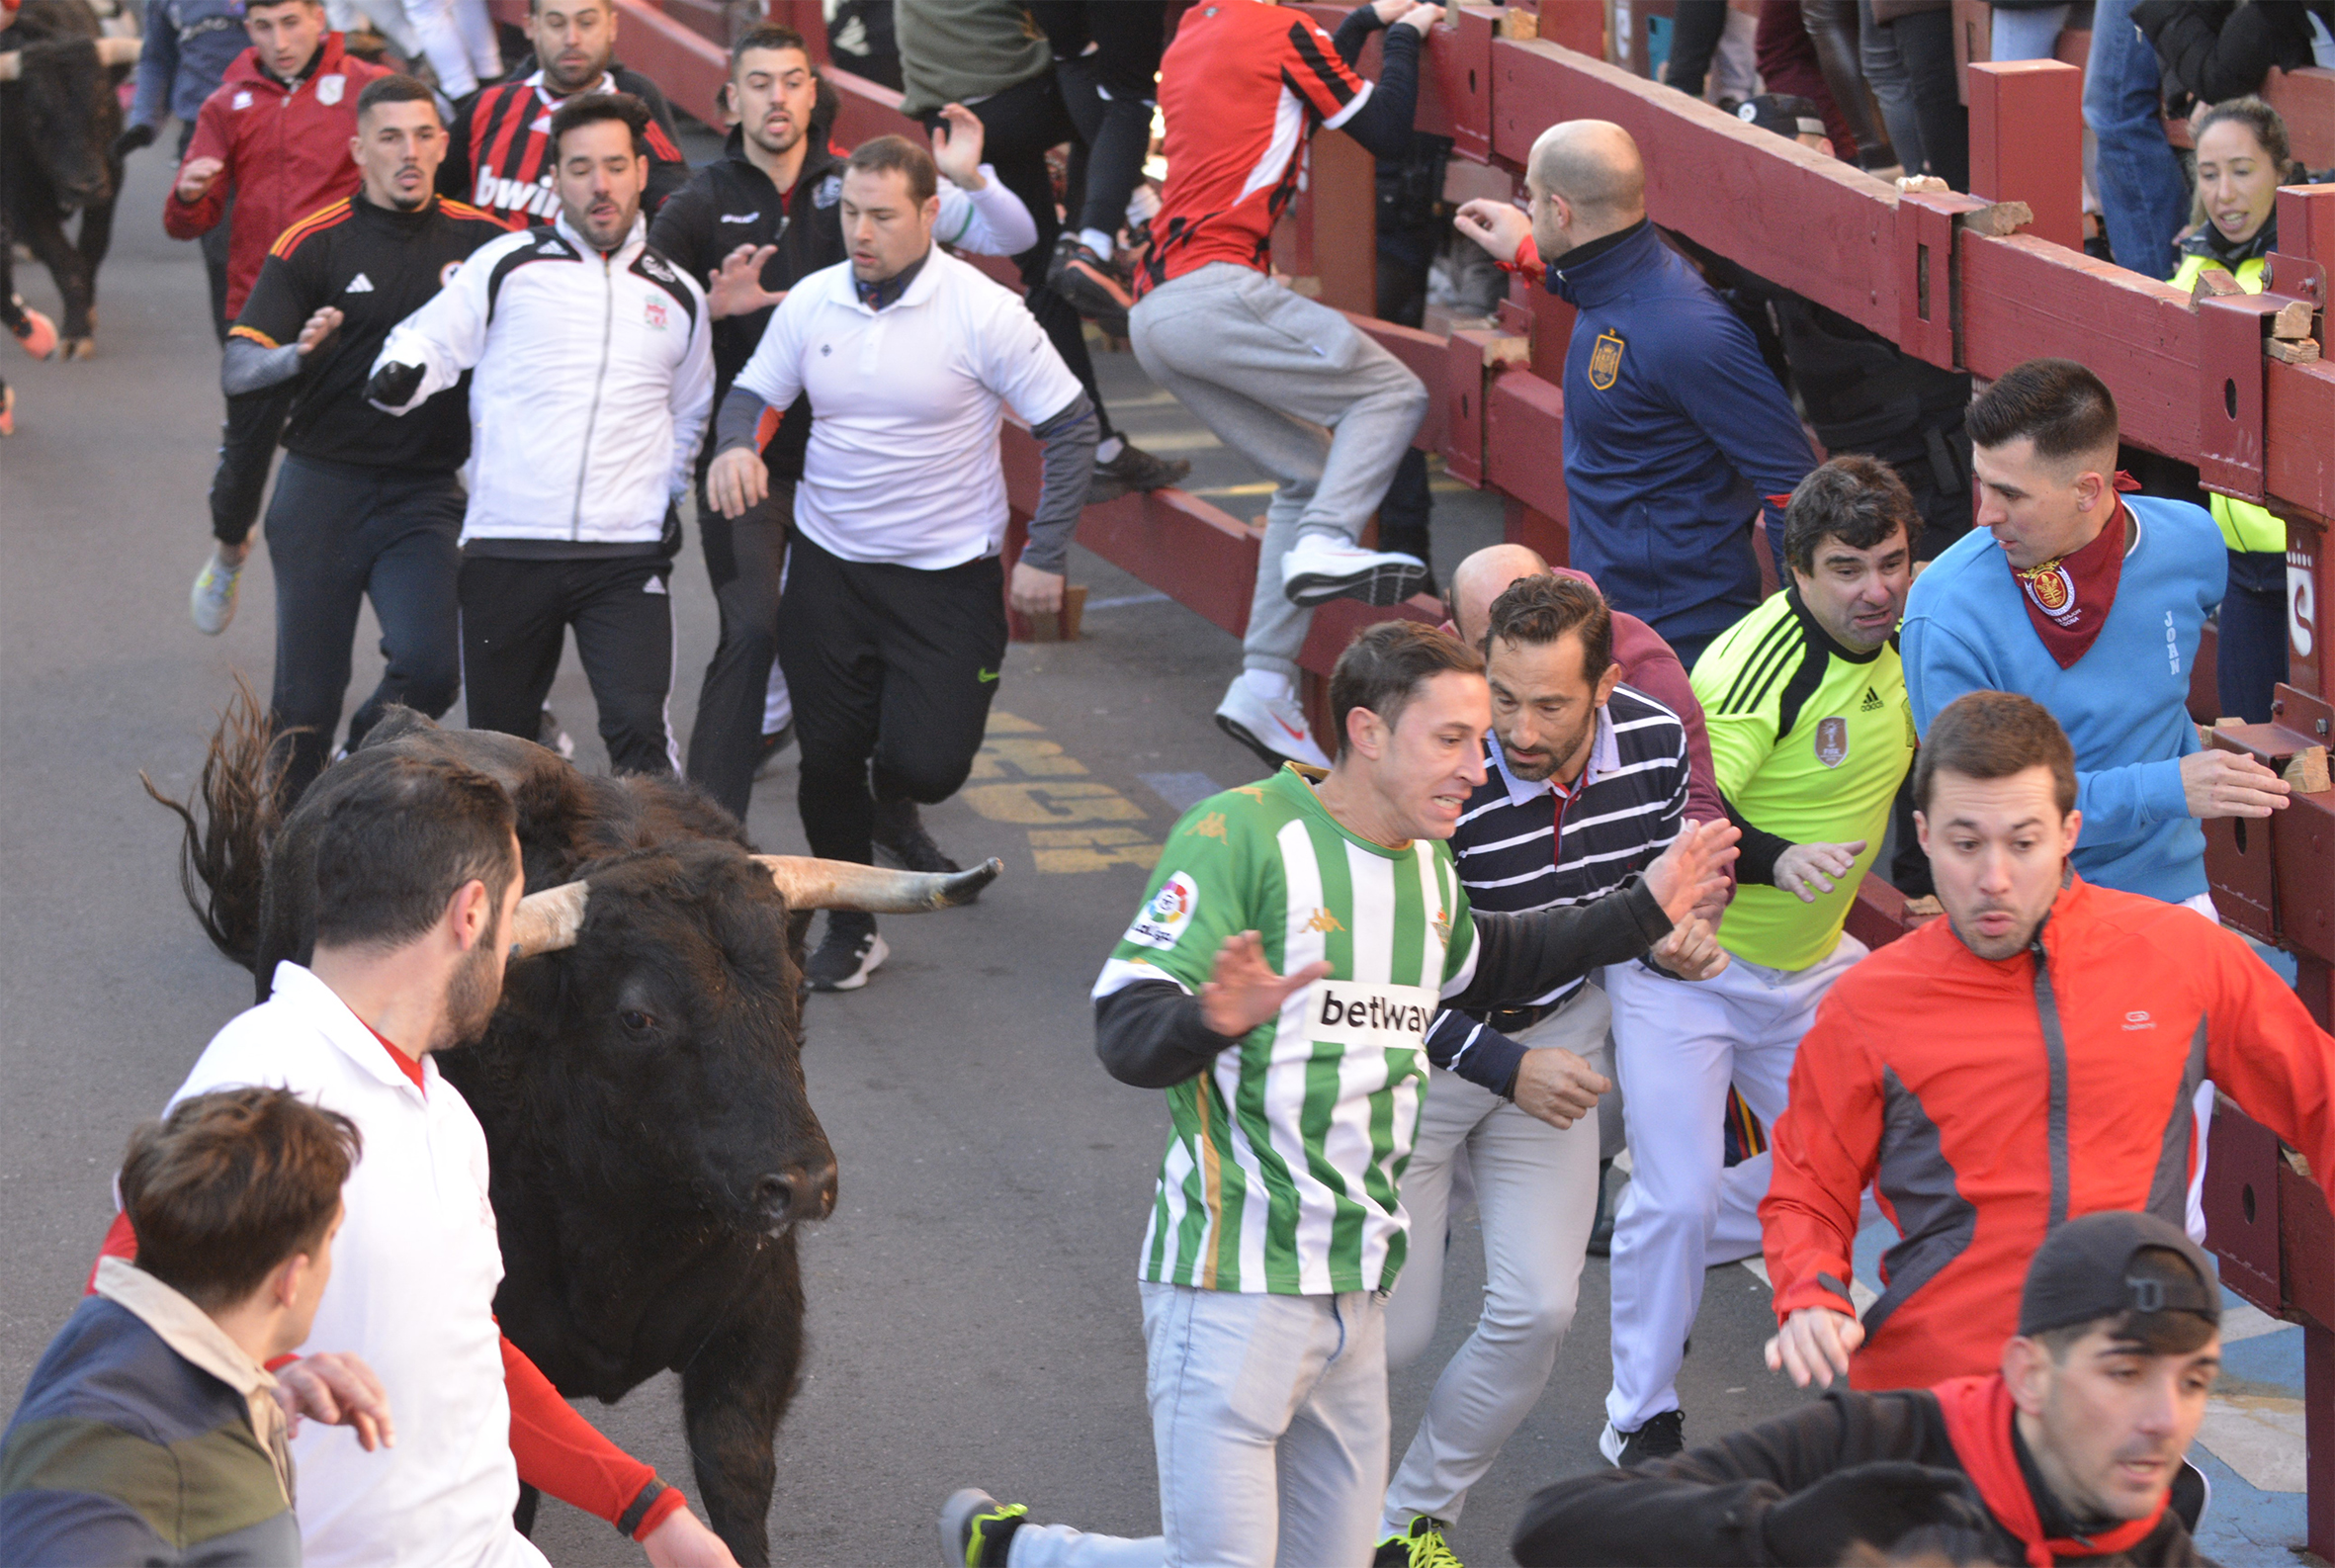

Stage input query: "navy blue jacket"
[
  {"left": 131, "top": 0, "right": 249, "bottom": 131},
  {"left": 1546, "top": 220, "right": 1815, "bottom": 653}
]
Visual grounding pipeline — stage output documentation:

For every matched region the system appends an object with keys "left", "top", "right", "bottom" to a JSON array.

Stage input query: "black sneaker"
[
  {"left": 1047, "top": 232, "right": 1135, "bottom": 336},
  {"left": 806, "top": 913, "right": 887, "bottom": 992},
  {"left": 872, "top": 799, "right": 963, "bottom": 876},
  {"left": 1600, "top": 1408, "right": 1686, "bottom": 1468},
  {"left": 752, "top": 723, "right": 796, "bottom": 782},
  {"left": 1085, "top": 441, "right": 1191, "bottom": 505}
]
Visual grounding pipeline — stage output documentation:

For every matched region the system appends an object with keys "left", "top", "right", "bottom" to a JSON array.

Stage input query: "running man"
[
  {"left": 1600, "top": 455, "right": 1920, "bottom": 1468},
  {"left": 942, "top": 621, "right": 1735, "bottom": 1568}
]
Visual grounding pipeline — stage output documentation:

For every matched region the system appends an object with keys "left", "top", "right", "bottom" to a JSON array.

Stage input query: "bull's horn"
[
  {"left": 507, "top": 880, "right": 589, "bottom": 957},
  {"left": 96, "top": 36, "right": 143, "bottom": 65},
  {"left": 753, "top": 855, "right": 1000, "bottom": 912},
  {"left": 0, "top": 51, "right": 19, "bottom": 82}
]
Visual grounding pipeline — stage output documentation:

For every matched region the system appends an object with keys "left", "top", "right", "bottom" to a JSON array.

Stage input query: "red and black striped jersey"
[
  {"left": 445, "top": 66, "right": 691, "bottom": 230},
  {"left": 1141, "top": 0, "right": 1370, "bottom": 294}
]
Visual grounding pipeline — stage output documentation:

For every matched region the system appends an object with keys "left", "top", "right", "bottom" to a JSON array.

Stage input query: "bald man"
[{"left": 1456, "top": 121, "right": 1814, "bottom": 666}]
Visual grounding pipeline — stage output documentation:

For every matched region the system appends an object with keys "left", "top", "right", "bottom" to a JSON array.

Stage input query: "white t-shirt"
[
  {"left": 166, "top": 963, "right": 545, "bottom": 1568},
  {"left": 731, "top": 245, "right": 1084, "bottom": 569}
]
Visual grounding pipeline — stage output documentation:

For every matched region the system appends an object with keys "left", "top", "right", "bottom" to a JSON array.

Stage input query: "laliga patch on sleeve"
[{"left": 1125, "top": 872, "right": 1199, "bottom": 950}]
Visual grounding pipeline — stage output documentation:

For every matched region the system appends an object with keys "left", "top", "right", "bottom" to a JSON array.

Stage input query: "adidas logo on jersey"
[
  {"left": 345, "top": 272, "right": 375, "bottom": 294},
  {"left": 1859, "top": 686, "right": 1884, "bottom": 712}
]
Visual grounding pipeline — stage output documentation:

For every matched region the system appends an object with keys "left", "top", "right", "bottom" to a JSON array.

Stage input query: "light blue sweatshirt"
[{"left": 1901, "top": 495, "right": 2226, "bottom": 904}]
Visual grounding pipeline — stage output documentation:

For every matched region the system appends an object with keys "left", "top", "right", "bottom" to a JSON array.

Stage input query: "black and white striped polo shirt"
[{"left": 1450, "top": 682, "right": 1691, "bottom": 1012}]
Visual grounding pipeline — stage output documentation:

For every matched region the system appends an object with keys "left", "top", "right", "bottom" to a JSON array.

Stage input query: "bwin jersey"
[
  {"left": 1093, "top": 765, "right": 1480, "bottom": 1296},
  {"left": 1691, "top": 586, "right": 1916, "bottom": 971}
]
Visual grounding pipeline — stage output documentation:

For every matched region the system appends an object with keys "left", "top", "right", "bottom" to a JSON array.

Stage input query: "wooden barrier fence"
[{"left": 494, "top": 0, "right": 2334, "bottom": 1545}]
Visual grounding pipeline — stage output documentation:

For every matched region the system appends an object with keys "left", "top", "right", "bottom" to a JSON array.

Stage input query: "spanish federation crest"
[
  {"left": 1814, "top": 716, "right": 1850, "bottom": 769},
  {"left": 1587, "top": 330, "right": 1625, "bottom": 391}
]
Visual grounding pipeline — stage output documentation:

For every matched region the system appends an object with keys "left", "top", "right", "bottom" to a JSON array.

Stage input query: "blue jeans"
[
  {"left": 2085, "top": 0, "right": 2190, "bottom": 279},
  {"left": 1990, "top": 4, "right": 2069, "bottom": 60}
]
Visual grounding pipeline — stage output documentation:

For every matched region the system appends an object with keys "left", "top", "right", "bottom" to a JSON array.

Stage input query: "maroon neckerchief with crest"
[{"left": 2009, "top": 475, "right": 2141, "bottom": 669}]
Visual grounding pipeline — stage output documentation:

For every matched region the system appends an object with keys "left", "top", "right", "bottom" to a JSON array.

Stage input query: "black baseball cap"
[
  {"left": 2017, "top": 1212, "right": 2220, "bottom": 1338},
  {"left": 1738, "top": 94, "right": 1829, "bottom": 142}
]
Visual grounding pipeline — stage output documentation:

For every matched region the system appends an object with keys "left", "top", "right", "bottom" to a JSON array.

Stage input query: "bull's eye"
[{"left": 619, "top": 1009, "right": 656, "bottom": 1035}]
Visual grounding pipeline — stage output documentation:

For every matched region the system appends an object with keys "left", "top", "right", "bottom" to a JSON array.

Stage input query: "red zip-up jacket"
[
  {"left": 1764, "top": 874, "right": 2335, "bottom": 1391},
  {"left": 163, "top": 33, "right": 389, "bottom": 321}
]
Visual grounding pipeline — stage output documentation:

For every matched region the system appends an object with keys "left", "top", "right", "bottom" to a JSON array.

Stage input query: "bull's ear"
[
  {"left": 508, "top": 880, "right": 588, "bottom": 957},
  {"left": 752, "top": 856, "right": 1000, "bottom": 913}
]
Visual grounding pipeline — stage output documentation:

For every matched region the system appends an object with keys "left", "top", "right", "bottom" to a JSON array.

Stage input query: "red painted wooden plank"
[
  {"left": 1967, "top": 61, "right": 2083, "bottom": 251},
  {"left": 1843, "top": 874, "right": 1913, "bottom": 952},
  {"left": 1483, "top": 368, "right": 1569, "bottom": 525},
  {"left": 1348, "top": 313, "right": 1450, "bottom": 453}
]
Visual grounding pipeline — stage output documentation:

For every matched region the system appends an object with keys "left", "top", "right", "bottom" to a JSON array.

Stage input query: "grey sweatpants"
[{"left": 1130, "top": 263, "right": 1429, "bottom": 679}]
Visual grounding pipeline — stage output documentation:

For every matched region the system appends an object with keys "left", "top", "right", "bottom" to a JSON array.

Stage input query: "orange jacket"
[{"left": 1764, "top": 875, "right": 2335, "bottom": 1391}]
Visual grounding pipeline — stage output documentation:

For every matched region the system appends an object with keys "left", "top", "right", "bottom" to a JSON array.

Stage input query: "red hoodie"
[{"left": 164, "top": 33, "right": 389, "bottom": 321}]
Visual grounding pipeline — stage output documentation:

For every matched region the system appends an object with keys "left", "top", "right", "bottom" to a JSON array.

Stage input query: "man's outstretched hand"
[
  {"left": 1644, "top": 818, "right": 1740, "bottom": 926},
  {"left": 1452, "top": 199, "right": 1530, "bottom": 265},
  {"left": 1198, "top": 930, "right": 1331, "bottom": 1039},
  {"left": 1773, "top": 839, "right": 1864, "bottom": 904},
  {"left": 931, "top": 103, "right": 990, "bottom": 190},
  {"left": 642, "top": 1507, "right": 739, "bottom": 1568},
  {"left": 1765, "top": 1305, "right": 1864, "bottom": 1389},
  {"left": 274, "top": 1351, "right": 394, "bottom": 1450},
  {"left": 706, "top": 243, "right": 786, "bottom": 320}
]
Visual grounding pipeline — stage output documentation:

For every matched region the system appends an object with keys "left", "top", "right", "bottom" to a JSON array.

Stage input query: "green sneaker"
[
  {"left": 938, "top": 1488, "right": 1028, "bottom": 1567},
  {"left": 1374, "top": 1515, "right": 1465, "bottom": 1568}
]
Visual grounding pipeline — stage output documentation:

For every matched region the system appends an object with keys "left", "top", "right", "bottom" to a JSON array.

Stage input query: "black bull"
[
  {"left": 0, "top": 0, "right": 127, "bottom": 353},
  {"left": 150, "top": 699, "right": 995, "bottom": 1562}
]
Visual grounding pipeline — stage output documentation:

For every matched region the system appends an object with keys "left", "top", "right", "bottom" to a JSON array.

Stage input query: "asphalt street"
[{"left": 0, "top": 147, "right": 1826, "bottom": 1566}]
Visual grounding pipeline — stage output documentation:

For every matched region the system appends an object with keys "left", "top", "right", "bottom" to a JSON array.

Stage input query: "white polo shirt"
[
  {"left": 730, "top": 245, "right": 1084, "bottom": 569},
  {"left": 166, "top": 963, "right": 545, "bottom": 1568}
]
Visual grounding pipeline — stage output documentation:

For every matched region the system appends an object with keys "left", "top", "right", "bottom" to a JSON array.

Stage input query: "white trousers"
[
  {"left": 1009, "top": 1284, "right": 1388, "bottom": 1568},
  {"left": 1602, "top": 937, "right": 1865, "bottom": 1433},
  {"left": 1378, "top": 988, "right": 1608, "bottom": 1533}
]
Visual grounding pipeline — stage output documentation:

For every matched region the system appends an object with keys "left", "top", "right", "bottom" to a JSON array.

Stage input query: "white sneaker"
[
  {"left": 1279, "top": 532, "right": 1428, "bottom": 608},
  {"left": 1215, "top": 675, "right": 1332, "bottom": 771},
  {"left": 190, "top": 553, "right": 243, "bottom": 635}
]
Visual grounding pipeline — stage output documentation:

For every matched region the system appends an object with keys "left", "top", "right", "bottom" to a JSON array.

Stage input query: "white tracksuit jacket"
[{"left": 372, "top": 212, "right": 713, "bottom": 546}]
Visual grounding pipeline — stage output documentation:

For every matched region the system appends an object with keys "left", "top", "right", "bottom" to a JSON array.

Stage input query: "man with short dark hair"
[
  {"left": 1902, "top": 357, "right": 2290, "bottom": 912},
  {"left": 707, "top": 134, "right": 1094, "bottom": 991},
  {"left": 2, "top": 1089, "right": 364, "bottom": 1565},
  {"left": 942, "top": 621, "right": 1734, "bottom": 1568},
  {"left": 439, "top": 0, "right": 689, "bottom": 228},
  {"left": 168, "top": 0, "right": 390, "bottom": 637},
  {"left": 120, "top": 751, "right": 738, "bottom": 1567},
  {"left": 1600, "top": 454, "right": 1919, "bottom": 1468},
  {"left": 1761, "top": 690, "right": 2335, "bottom": 1397},
  {"left": 371, "top": 92, "right": 714, "bottom": 780},
  {"left": 1377, "top": 572, "right": 1736, "bottom": 1564},
  {"left": 1513, "top": 1212, "right": 2235, "bottom": 1567},
  {"left": 222, "top": 74, "right": 506, "bottom": 804},
  {"left": 649, "top": 26, "right": 1038, "bottom": 826}
]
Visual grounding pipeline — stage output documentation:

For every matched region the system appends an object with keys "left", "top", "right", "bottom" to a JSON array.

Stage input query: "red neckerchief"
[
  {"left": 364, "top": 1022, "right": 427, "bottom": 1093},
  {"left": 1934, "top": 1373, "right": 2169, "bottom": 1567},
  {"left": 2010, "top": 477, "right": 2141, "bottom": 670}
]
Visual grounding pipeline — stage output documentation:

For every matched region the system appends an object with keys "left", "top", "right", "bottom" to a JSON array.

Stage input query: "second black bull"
[{"left": 152, "top": 698, "right": 998, "bottom": 1563}]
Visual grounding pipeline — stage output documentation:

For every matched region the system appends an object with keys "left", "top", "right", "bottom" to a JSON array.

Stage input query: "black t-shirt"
[{"left": 230, "top": 192, "right": 509, "bottom": 471}]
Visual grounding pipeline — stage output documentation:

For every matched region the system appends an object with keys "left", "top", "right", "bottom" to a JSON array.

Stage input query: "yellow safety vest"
[{"left": 2170, "top": 250, "right": 2287, "bottom": 554}]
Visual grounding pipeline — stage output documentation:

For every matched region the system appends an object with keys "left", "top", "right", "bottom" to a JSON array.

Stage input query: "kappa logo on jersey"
[
  {"left": 814, "top": 174, "right": 842, "bottom": 209},
  {"left": 1313, "top": 982, "right": 1436, "bottom": 1042},
  {"left": 345, "top": 272, "right": 374, "bottom": 294},
  {"left": 1125, "top": 872, "right": 1199, "bottom": 949},
  {"left": 1184, "top": 811, "right": 1227, "bottom": 840},
  {"left": 1588, "top": 330, "right": 1625, "bottom": 391},
  {"left": 315, "top": 73, "right": 344, "bottom": 106},
  {"left": 643, "top": 298, "right": 668, "bottom": 331},
  {"left": 1303, "top": 907, "right": 1344, "bottom": 933},
  {"left": 1815, "top": 715, "right": 1851, "bottom": 768},
  {"left": 1859, "top": 686, "right": 1885, "bottom": 712}
]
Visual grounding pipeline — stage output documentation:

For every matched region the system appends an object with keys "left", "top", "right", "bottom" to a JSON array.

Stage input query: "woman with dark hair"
[{"left": 2169, "top": 96, "right": 2310, "bottom": 723}]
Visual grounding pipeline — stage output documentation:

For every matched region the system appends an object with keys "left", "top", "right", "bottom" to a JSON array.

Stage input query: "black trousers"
[
  {"left": 924, "top": 73, "right": 1117, "bottom": 443},
  {"left": 687, "top": 479, "right": 792, "bottom": 824},
  {"left": 1375, "top": 233, "right": 1435, "bottom": 577},
  {"left": 459, "top": 552, "right": 679, "bottom": 776},
  {"left": 775, "top": 536, "right": 1006, "bottom": 865},
  {"left": 1031, "top": 2, "right": 1166, "bottom": 239},
  {"left": 2218, "top": 548, "right": 2292, "bottom": 725},
  {"left": 264, "top": 456, "right": 464, "bottom": 802},
  {"left": 1663, "top": 0, "right": 1730, "bottom": 97},
  {"left": 211, "top": 384, "right": 294, "bottom": 546},
  {"left": 1884, "top": 7, "right": 1968, "bottom": 190}
]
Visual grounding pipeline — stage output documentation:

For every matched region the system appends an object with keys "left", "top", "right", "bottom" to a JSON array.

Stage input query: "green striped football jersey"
[
  {"left": 1093, "top": 765, "right": 1480, "bottom": 1295},
  {"left": 1690, "top": 587, "right": 1916, "bottom": 971}
]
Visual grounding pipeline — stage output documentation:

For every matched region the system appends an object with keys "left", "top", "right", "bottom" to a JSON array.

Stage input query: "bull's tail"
[{"left": 139, "top": 676, "right": 290, "bottom": 972}]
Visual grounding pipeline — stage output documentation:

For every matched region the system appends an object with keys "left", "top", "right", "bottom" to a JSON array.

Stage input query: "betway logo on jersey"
[
  {"left": 1309, "top": 982, "right": 1437, "bottom": 1047},
  {"left": 476, "top": 171, "right": 562, "bottom": 220}
]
